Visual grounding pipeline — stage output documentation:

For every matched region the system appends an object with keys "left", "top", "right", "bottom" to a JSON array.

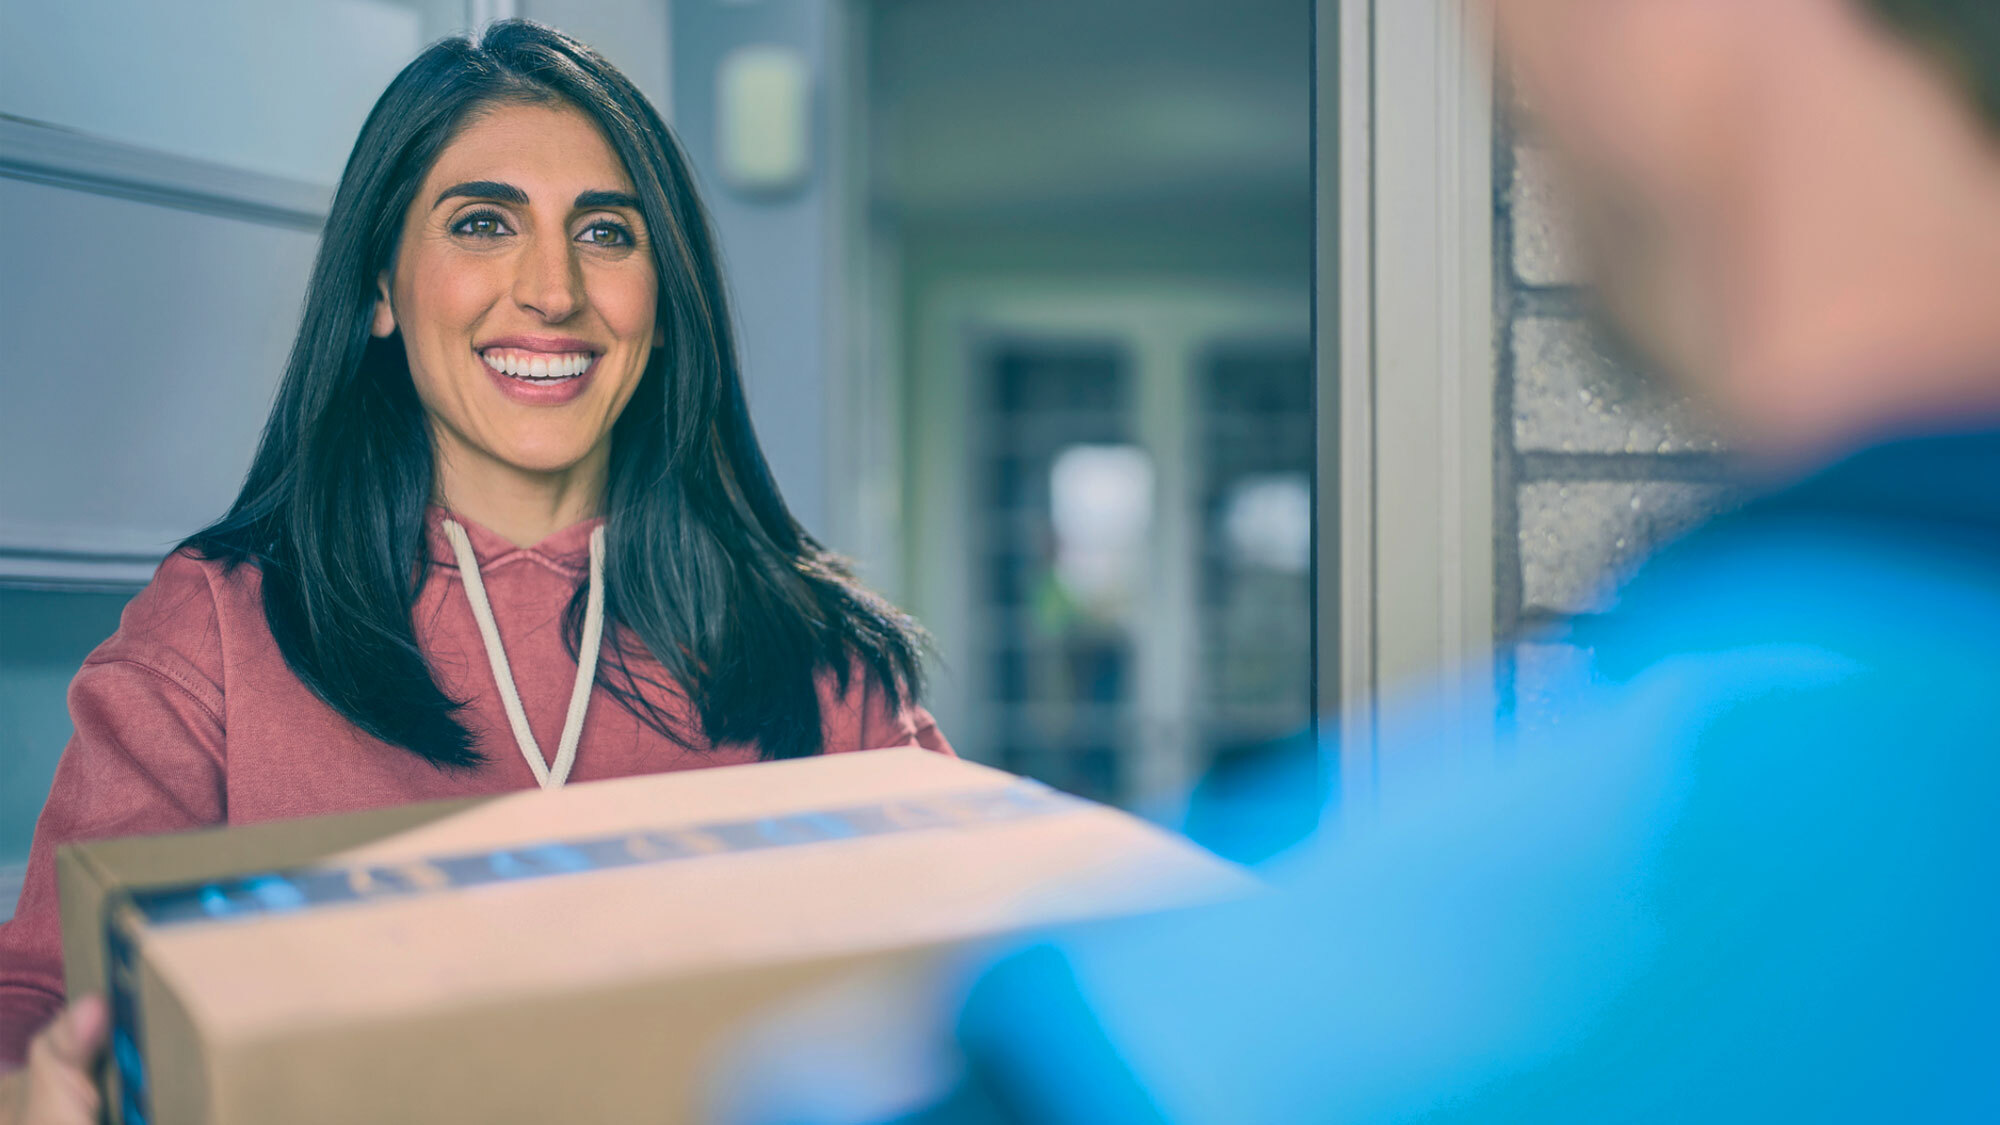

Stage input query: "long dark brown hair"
[{"left": 190, "top": 20, "right": 925, "bottom": 767}]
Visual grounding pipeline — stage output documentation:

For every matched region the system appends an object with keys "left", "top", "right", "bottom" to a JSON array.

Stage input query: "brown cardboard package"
[{"left": 57, "top": 748, "right": 1248, "bottom": 1124}]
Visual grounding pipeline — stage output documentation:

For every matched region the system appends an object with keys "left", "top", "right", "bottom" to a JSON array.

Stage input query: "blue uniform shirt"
[{"left": 725, "top": 429, "right": 2000, "bottom": 1124}]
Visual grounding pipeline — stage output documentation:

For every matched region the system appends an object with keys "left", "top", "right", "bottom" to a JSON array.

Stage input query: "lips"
[
  {"left": 480, "top": 347, "right": 595, "bottom": 382},
  {"left": 474, "top": 338, "right": 603, "bottom": 405}
]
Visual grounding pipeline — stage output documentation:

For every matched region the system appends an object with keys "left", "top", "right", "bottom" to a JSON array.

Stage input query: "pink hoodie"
[{"left": 0, "top": 509, "right": 951, "bottom": 1067}]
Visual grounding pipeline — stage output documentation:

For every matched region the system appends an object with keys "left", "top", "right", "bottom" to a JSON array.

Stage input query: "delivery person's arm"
[
  {"left": 0, "top": 555, "right": 227, "bottom": 1073},
  {"left": 720, "top": 646, "right": 2000, "bottom": 1122}
]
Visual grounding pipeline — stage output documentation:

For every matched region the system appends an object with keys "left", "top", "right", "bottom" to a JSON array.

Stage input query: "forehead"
[{"left": 423, "top": 100, "right": 634, "bottom": 194}]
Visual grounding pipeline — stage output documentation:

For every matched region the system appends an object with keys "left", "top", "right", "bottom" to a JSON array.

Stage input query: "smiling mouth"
[{"left": 479, "top": 347, "right": 598, "bottom": 384}]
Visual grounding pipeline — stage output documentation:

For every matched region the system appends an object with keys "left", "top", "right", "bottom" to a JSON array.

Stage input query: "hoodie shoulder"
[{"left": 83, "top": 548, "right": 263, "bottom": 721}]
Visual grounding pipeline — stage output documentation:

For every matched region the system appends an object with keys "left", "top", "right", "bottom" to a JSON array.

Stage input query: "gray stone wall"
[{"left": 1495, "top": 127, "right": 1736, "bottom": 727}]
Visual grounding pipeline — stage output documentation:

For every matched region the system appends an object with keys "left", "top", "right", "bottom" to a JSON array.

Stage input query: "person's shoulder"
[
  {"left": 120, "top": 546, "right": 263, "bottom": 633},
  {"left": 83, "top": 547, "right": 265, "bottom": 696},
  {"left": 1547, "top": 557, "right": 1998, "bottom": 801},
  {"left": 1593, "top": 503, "right": 2000, "bottom": 692}
]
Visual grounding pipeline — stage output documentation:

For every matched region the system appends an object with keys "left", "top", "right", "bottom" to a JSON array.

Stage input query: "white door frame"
[{"left": 1320, "top": 0, "right": 1498, "bottom": 798}]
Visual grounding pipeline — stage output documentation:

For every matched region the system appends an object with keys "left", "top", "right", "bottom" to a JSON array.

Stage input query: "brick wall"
[{"left": 1494, "top": 124, "right": 1737, "bottom": 730}]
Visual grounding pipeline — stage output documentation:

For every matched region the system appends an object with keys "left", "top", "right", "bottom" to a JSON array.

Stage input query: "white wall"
[
  {"left": 0, "top": 178, "right": 320, "bottom": 571},
  {"left": 525, "top": 0, "right": 673, "bottom": 117},
  {"left": 670, "top": 0, "right": 844, "bottom": 539},
  {"left": 0, "top": 0, "right": 457, "bottom": 185}
]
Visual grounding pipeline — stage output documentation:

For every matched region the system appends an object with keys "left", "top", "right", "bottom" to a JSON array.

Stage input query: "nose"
[{"left": 513, "top": 230, "right": 585, "bottom": 323}]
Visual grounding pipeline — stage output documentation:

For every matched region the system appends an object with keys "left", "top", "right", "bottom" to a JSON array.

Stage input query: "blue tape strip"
[
  {"left": 104, "top": 904, "right": 151, "bottom": 1125},
  {"left": 128, "top": 781, "right": 1076, "bottom": 929}
]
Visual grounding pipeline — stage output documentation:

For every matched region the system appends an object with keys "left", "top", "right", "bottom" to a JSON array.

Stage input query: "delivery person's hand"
[{"left": 0, "top": 996, "right": 107, "bottom": 1125}]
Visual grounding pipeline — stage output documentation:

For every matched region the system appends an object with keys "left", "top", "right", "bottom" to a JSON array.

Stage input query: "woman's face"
[{"left": 373, "top": 99, "right": 659, "bottom": 487}]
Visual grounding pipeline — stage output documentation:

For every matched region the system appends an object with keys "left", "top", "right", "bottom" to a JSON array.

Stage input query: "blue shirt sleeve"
[{"left": 937, "top": 638, "right": 2000, "bottom": 1124}]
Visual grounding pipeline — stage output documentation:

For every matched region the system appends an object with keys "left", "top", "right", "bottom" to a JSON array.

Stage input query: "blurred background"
[{"left": 0, "top": 0, "right": 1315, "bottom": 914}]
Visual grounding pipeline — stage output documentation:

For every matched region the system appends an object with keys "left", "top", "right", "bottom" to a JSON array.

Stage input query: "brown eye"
[
  {"left": 452, "top": 211, "right": 510, "bottom": 238},
  {"left": 578, "top": 221, "right": 632, "bottom": 247}
]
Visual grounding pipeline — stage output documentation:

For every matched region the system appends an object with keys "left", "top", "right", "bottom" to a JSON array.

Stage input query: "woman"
[{"left": 0, "top": 19, "right": 948, "bottom": 1116}]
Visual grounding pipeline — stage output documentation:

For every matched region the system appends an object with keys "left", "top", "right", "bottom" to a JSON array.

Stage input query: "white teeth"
[{"left": 482, "top": 349, "right": 593, "bottom": 380}]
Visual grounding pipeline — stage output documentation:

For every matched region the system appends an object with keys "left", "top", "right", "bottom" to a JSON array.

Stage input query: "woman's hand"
[{"left": 0, "top": 996, "right": 107, "bottom": 1125}]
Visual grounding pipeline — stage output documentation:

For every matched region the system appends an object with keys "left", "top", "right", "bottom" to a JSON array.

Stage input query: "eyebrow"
[
  {"left": 431, "top": 181, "right": 642, "bottom": 212},
  {"left": 433, "top": 180, "right": 527, "bottom": 208},
  {"left": 574, "top": 189, "right": 642, "bottom": 211}
]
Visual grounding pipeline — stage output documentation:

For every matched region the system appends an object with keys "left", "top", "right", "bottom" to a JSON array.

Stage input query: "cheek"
[
  {"left": 400, "top": 253, "right": 505, "bottom": 365},
  {"left": 584, "top": 266, "right": 664, "bottom": 396},
  {"left": 588, "top": 266, "right": 660, "bottom": 364}
]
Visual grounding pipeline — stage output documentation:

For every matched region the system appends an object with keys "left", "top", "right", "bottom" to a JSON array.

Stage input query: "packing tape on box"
[
  {"left": 100, "top": 779, "right": 1083, "bottom": 1124},
  {"left": 123, "top": 781, "right": 1082, "bottom": 926}
]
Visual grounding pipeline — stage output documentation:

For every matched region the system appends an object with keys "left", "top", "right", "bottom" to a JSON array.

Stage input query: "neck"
[
  {"left": 1713, "top": 9, "right": 2000, "bottom": 468},
  {"left": 432, "top": 437, "right": 609, "bottom": 548}
]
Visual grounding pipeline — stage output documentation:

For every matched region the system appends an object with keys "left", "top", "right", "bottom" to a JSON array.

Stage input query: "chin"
[{"left": 492, "top": 437, "right": 600, "bottom": 477}]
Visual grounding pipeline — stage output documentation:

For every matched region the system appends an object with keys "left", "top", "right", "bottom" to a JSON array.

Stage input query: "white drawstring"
[{"left": 442, "top": 518, "right": 607, "bottom": 789}]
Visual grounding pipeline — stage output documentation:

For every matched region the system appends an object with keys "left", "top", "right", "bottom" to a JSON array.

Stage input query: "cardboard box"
[{"left": 58, "top": 748, "right": 1249, "bottom": 1124}]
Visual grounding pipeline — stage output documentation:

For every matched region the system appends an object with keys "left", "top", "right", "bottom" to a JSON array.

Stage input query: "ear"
[{"left": 370, "top": 270, "right": 397, "bottom": 338}]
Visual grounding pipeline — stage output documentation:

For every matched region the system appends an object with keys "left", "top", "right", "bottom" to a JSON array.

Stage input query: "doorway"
[{"left": 847, "top": 0, "right": 1315, "bottom": 806}]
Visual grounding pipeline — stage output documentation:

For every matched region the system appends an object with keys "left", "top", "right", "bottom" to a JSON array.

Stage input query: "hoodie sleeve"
[{"left": 0, "top": 553, "right": 227, "bottom": 1072}]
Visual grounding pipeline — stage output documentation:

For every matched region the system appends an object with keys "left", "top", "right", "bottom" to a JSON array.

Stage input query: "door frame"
[{"left": 1318, "top": 0, "right": 1498, "bottom": 796}]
